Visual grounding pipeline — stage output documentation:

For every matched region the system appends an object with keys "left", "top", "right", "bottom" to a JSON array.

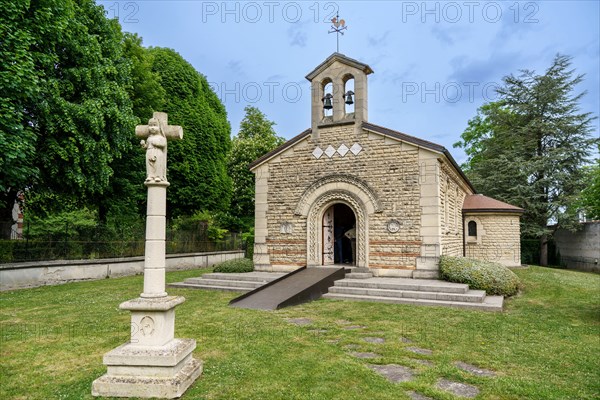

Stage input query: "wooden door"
[{"left": 322, "top": 206, "right": 335, "bottom": 265}]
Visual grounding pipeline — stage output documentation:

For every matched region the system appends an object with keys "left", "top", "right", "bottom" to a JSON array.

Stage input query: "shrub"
[
  {"left": 241, "top": 229, "right": 254, "bottom": 260},
  {"left": 439, "top": 256, "right": 521, "bottom": 297},
  {"left": 213, "top": 257, "right": 254, "bottom": 273}
]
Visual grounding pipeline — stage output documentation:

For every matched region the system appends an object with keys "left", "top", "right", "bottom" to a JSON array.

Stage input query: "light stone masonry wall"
[
  {"left": 464, "top": 213, "right": 521, "bottom": 267},
  {"left": 439, "top": 163, "right": 470, "bottom": 257},
  {"left": 261, "top": 124, "right": 424, "bottom": 273},
  {"left": 0, "top": 251, "right": 244, "bottom": 291}
]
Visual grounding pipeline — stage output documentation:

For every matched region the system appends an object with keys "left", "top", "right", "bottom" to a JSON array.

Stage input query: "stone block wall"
[
  {"left": 440, "top": 163, "right": 469, "bottom": 257},
  {"left": 255, "top": 123, "right": 427, "bottom": 274},
  {"left": 553, "top": 221, "right": 600, "bottom": 272},
  {"left": 0, "top": 251, "right": 244, "bottom": 291},
  {"left": 464, "top": 213, "right": 521, "bottom": 267}
]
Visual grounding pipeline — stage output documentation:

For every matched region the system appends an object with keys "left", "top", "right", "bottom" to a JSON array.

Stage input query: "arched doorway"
[{"left": 322, "top": 203, "right": 357, "bottom": 265}]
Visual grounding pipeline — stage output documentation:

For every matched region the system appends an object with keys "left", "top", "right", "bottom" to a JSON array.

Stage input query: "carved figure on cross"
[{"left": 136, "top": 112, "right": 183, "bottom": 184}]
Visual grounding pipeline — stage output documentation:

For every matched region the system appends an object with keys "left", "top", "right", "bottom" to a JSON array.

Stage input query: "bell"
[
  {"left": 344, "top": 90, "right": 354, "bottom": 105},
  {"left": 322, "top": 93, "right": 333, "bottom": 110}
]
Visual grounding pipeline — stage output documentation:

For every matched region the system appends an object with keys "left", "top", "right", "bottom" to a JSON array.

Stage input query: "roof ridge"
[{"left": 362, "top": 121, "right": 446, "bottom": 152}]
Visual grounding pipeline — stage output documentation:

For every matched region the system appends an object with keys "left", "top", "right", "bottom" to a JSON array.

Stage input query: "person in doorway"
[
  {"left": 344, "top": 224, "right": 356, "bottom": 264},
  {"left": 334, "top": 225, "right": 345, "bottom": 264}
]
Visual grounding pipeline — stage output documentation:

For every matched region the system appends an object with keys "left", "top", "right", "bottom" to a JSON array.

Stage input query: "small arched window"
[
  {"left": 322, "top": 79, "right": 333, "bottom": 118},
  {"left": 343, "top": 75, "right": 355, "bottom": 115},
  {"left": 468, "top": 221, "right": 477, "bottom": 237}
]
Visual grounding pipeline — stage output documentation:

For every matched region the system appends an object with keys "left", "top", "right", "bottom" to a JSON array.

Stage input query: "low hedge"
[
  {"left": 213, "top": 257, "right": 254, "bottom": 273},
  {"left": 439, "top": 256, "right": 521, "bottom": 297}
]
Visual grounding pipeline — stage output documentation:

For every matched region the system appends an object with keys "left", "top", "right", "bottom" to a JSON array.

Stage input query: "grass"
[{"left": 1, "top": 266, "right": 599, "bottom": 399}]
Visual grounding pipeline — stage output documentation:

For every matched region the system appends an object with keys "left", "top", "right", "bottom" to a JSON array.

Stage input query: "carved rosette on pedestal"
[{"left": 92, "top": 113, "right": 202, "bottom": 398}]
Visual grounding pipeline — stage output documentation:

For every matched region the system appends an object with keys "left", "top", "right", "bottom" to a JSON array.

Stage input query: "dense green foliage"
[
  {"left": 228, "top": 106, "right": 285, "bottom": 218},
  {"left": 439, "top": 256, "right": 522, "bottom": 296},
  {"left": 242, "top": 230, "right": 255, "bottom": 259},
  {"left": 577, "top": 161, "right": 600, "bottom": 220},
  {"left": 1, "top": 1, "right": 239, "bottom": 244},
  {"left": 149, "top": 48, "right": 232, "bottom": 218},
  {"left": 0, "top": 0, "right": 39, "bottom": 230},
  {"left": 95, "top": 33, "right": 168, "bottom": 222},
  {"left": 0, "top": 0, "right": 137, "bottom": 221},
  {"left": 455, "top": 55, "right": 598, "bottom": 264},
  {"left": 213, "top": 257, "right": 254, "bottom": 273}
]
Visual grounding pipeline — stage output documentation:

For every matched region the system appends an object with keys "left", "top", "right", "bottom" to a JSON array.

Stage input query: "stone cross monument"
[{"left": 92, "top": 112, "right": 202, "bottom": 398}]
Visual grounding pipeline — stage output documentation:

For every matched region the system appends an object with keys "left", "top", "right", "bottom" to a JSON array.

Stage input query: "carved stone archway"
[
  {"left": 295, "top": 174, "right": 382, "bottom": 217},
  {"left": 305, "top": 190, "right": 369, "bottom": 268},
  {"left": 296, "top": 174, "right": 380, "bottom": 268}
]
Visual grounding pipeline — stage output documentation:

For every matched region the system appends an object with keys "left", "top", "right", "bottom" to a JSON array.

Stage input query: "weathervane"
[{"left": 328, "top": 13, "right": 347, "bottom": 52}]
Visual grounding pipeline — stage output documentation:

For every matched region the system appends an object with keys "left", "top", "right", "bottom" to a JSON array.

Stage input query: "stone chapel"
[{"left": 249, "top": 53, "right": 523, "bottom": 278}]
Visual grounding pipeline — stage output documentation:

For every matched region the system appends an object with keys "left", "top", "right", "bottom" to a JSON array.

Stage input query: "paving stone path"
[
  {"left": 363, "top": 337, "right": 386, "bottom": 344},
  {"left": 330, "top": 328, "right": 490, "bottom": 399},
  {"left": 343, "top": 325, "right": 367, "bottom": 330},
  {"left": 406, "top": 347, "right": 433, "bottom": 356},
  {"left": 436, "top": 378, "right": 480, "bottom": 398},
  {"left": 411, "top": 359, "right": 434, "bottom": 367},
  {"left": 454, "top": 361, "right": 497, "bottom": 377},
  {"left": 350, "top": 352, "right": 381, "bottom": 359},
  {"left": 367, "top": 364, "right": 415, "bottom": 383},
  {"left": 285, "top": 318, "right": 313, "bottom": 326},
  {"left": 407, "top": 391, "right": 434, "bottom": 400}
]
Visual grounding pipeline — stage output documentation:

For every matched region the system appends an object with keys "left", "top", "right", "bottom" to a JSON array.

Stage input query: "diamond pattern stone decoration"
[
  {"left": 337, "top": 143, "right": 349, "bottom": 157},
  {"left": 312, "top": 147, "right": 324, "bottom": 159},
  {"left": 350, "top": 143, "right": 363, "bottom": 155},
  {"left": 324, "top": 145, "right": 336, "bottom": 158}
]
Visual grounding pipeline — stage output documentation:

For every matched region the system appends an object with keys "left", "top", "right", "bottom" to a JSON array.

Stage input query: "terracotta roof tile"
[{"left": 463, "top": 194, "right": 524, "bottom": 213}]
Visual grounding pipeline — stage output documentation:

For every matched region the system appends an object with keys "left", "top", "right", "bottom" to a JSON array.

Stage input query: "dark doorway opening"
[{"left": 332, "top": 203, "right": 356, "bottom": 265}]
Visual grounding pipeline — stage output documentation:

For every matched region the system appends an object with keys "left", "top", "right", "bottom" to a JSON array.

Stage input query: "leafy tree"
[
  {"left": 96, "top": 33, "right": 167, "bottom": 223},
  {"left": 0, "top": 0, "right": 137, "bottom": 234},
  {"left": 149, "top": 47, "right": 232, "bottom": 217},
  {"left": 455, "top": 55, "right": 597, "bottom": 265},
  {"left": 122, "top": 33, "right": 166, "bottom": 120},
  {"left": 0, "top": 0, "right": 42, "bottom": 236},
  {"left": 577, "top": 161, "right": 600, "bottom": 220},
  {"left": 228, "top": 106, "right": 285, "bottom": 218}
]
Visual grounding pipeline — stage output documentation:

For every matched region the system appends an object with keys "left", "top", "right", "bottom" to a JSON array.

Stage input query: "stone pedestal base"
[
  {"left": 92, "top": 296, "right": 202, "bottom": 398},
  {"left": 92, "top": 339, "right": 202, "bottom": 398}
]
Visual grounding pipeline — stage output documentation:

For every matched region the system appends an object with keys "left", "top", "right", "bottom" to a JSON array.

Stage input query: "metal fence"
[{"left": 0, "top": 221, "right": 244, "bottom": 264}]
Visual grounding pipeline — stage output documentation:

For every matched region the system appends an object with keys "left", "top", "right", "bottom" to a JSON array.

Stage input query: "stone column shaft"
[{"left": 142, "top": 183, "right": 169, "bottom": 298}]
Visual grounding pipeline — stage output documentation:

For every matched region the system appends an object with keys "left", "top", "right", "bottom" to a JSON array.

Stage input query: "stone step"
[
  {"left": 168, "top": 282, "right": 250, "bottom": 292},
  {"left": 345, "top": 273, "right": 374, "bottom": 279},
  {"left": 199, "top": 272, "right": 285, "bottom": 282},
  {"left": 334, "top": 278, "right": 469, "bottom": 294},
  {"left": 183, "top": 278, "right": 262, "bottom": 289},
  {"left": 322, "top": 293, "right": 504, "bottom": 312},
  {"left": 412, "top": 270, "right": 440, "bottom": 279},
  {"left": 328, "top": 286, "right": 486, "bottom": 303}
]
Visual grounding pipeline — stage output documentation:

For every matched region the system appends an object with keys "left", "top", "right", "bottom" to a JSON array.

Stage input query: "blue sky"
[{"left": 97, "top": 1, "right": 599, "bottom": 163}]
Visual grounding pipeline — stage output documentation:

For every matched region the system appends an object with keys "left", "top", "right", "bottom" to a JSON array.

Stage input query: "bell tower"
[{"left": 305, "top": 53, "right": 374, "bottom": 141}]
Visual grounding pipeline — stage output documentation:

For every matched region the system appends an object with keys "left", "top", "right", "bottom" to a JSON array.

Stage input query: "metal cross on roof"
[{"left": 328, "top": 13, "right": 347, "bottom": 53}]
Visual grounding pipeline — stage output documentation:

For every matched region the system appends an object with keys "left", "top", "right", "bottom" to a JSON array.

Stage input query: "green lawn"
[{"left": 1, "top": 266, "right": 599, "bottom": 399}]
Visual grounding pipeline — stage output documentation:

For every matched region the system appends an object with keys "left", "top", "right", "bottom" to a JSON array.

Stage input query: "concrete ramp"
[{"left": 229, "top": 267, "right": 346, "bottom": 310}]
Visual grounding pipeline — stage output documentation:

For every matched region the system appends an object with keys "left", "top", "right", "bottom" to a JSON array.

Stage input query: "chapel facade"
[{"left": 250, "top": 53, "right": 523, "bottom": 278}]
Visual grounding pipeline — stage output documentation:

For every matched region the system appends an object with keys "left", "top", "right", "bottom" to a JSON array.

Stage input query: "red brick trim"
[{"left": 369, "top": 264, "right": 416, "bottom": 270}]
